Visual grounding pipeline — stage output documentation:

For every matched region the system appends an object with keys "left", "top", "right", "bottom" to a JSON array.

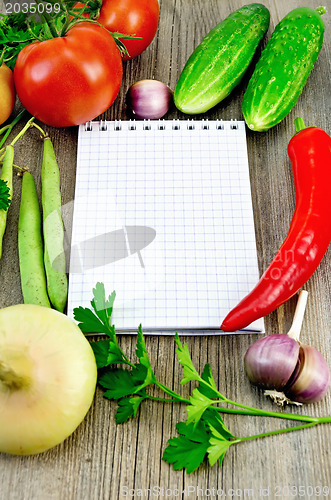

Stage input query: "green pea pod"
[
  {"left": 41, "top": 137, "right": 68, "bottom": 313},
  {"left": 18, "top": 171, "right": 51, "bottom": 308},
  {"left": 242, "top": 6, "right": 326, "bottom": 131},
  {"left": 0, "top": 145, "right": 14, "bottom": 258}
]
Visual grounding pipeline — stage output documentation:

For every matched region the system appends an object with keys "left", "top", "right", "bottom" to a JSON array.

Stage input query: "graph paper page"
[{"left": 67, "top": 120, "right": 263, "bottom": 333}]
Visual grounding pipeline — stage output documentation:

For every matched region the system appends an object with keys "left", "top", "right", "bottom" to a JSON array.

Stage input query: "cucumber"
[
  {"left": 243, "top": 7, "right": 326, "bottom": 132},
  {"left": 174, "top": 4, "right": 270, "bottom": 114}
]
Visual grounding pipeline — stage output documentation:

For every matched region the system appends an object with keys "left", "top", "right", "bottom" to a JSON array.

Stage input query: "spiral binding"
[{"left": 84, "top": 118, "right": 239, "bottom": 132}]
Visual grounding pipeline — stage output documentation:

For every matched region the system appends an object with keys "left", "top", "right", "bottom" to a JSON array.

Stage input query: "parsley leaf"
[
  {"left": 163, "top": 410, "right": 236, "bottom": 473},
  {"left": 91, "top": 282, "right": 115, "bottom": 330},
  {"left": 162, "top": 420, "right": 210, "bottom": 473},
  {"left": 100, "top": 368, "right": 144, "bottom": 399},
  {"left": 207, "top": 428, "right": 233, "bottom": 467},
  {"left": 135, "top": 324, "right": 156, "bottom": 385},
  {"left": 73, "top": 283, "right": 115, "bottom": 336},
  {"left": 198, "top": 363, "right": 220, "bottom": 398},
  {"left": 115, "top": 394, "right": 147, "bottom": 424},
  {"left": 0, "top": 179, "right": 10, "bottom": 211},
  {"left": 0, "top": 13, "right": 45, "bottom": 70},
  {"left": 90, "top": 338, "right": 128, "bottom": 368},
  {"left": 206, "top": 411, "right": 236, "bottom": 467},
  {"left": 73, "top": 306, "right": 109, "bottom": 334},
  {"left": 186, "top": 388, "right": 214, "bottom": 425},
  {"left": 174, "top": 333, "right": 202, "bottom": 385}
]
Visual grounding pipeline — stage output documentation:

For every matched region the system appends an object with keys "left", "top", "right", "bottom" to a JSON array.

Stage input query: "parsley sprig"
[
  {"left": 73, "top": 283, "right": 331, "bottom": 473},
  {"left": 0, "top": 179, "right": 11, "bottom": 211}
]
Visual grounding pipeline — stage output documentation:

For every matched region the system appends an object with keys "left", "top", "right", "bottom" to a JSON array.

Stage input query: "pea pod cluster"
[{"left": 18, "top": 135, "right": 68, "bottom": 312}]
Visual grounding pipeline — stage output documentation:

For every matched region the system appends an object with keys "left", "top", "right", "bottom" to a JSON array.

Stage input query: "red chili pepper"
[{"left": 221, "top": 118, "right": 331, "bottom": 332}]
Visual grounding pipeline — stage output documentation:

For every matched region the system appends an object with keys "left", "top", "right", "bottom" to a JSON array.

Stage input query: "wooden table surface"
[{"left": 1, "top": 0, "right": 330, "bottom": 498}]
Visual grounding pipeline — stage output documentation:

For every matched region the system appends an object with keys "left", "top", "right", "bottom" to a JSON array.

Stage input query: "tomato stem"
[{"left": 34, "top": 0, "right": 60, "bottom": 38}]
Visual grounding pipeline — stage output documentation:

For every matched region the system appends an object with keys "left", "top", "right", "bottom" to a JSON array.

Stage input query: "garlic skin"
[
  {"left": 244, "top": 334, "right": 300, "bottom": 390},
  {"left": 0, "top": 304, "right": 97, "bottom": 455},
  {"left": 126, "top": 80, "right": 173, "bottom": 119},
  {"left": 244, "top": 291, "right": 330, "bottom": 405},
  {"left": 244, "top": 335, "right": 330, "bottom": 405},
  {"left": 285, "top": 345, "right": 331, "bottom": 404}
]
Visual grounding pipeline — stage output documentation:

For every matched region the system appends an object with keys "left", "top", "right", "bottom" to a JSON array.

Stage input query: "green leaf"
[
  {"left": 207, "top": 423, "right": 233, "bottom": 467},
  {"left": 197, "top": 363, "right": 221, "bottom": 399},
  {"left": 205, "top": 409, "right": 235, "bottom": 441},
  {"left": 187, "top": 388, "right": 214, "bottom": 424},
  {"left": 100, "top": 364, "right": 152, "bottom": 399},
  {"left": 136, "top": 324, "right": 151, "bottom": 368},
  {"left": 135, "top": 324, "right": 156, "bottom": 384},
  {"left": 162, "top": 420, "right": 210, "bottom": 473},
  {"left": 90, "top": 282, "right": 115, "bottom": 330},
  {"left": 0, "top": 179, "right": 10, "bottom": 211},
  {"left": 100, "top": 369, "right": 141, "bottom": 399},
  {"left": 91, "top": 339, "right": 127, "bottom": 368},
  {"left": 73, "top": 305, "right": 108, "bottom": 334},
  {"left": 0, "top": 12, "right": 45, "bottom": 70},
  {"left": 175, "top": 333, "right": 201, "bottom": 385},
  {"left": 115, "top": 395, "right": 146, "bottom": 424}
]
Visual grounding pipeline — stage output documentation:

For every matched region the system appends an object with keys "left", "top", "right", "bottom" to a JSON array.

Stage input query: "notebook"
[{"left": 67, "top": 119, "right": 264, "bottom": 333}]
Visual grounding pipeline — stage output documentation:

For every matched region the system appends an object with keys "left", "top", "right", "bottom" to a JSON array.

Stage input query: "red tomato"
[
  {"left": 14, "top": 22, "right": 123, "bottom": 127},
  {"left": 0, "top": 63, "right": 16, "bottom": 125},
  {"left": 95, "top": 0, "right": 159, "bottom": 60}
]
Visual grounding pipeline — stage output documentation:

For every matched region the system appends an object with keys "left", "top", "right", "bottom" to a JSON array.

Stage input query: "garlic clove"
[
  {"left": 126, "top": 79, "right": 173, "bottom": 120},
  {"left": 285, "top": 345, "right": 331, "bottom": 404},
  {"left": 244, "top": 334, "right": 300, "bottom": 390}
]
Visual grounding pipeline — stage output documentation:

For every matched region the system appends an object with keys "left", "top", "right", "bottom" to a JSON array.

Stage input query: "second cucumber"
[
  {"left": 174, "top": 4, "right": 270, "bottom": 114},
  {"left": 243, "top": 7, "right": 326, "bottom": 132}
]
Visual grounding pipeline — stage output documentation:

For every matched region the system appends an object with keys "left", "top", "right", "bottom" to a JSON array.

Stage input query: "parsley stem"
[
  {"left": 218, "top": 398, "right": 320, "bottom": 423},
  {"left": 145, "top": 394, "right": 182, "bottom": 404},
  {"left": 196, "top": 377, "right": 321, "bottom": 424},
  {"left": 152, "top": 378, "right": 322, "bottom": 424},
  {"left": 155, "top": 380, "right": 190, "bottom": 404},
  {"left": 233, "top": 418, "right": 331, "bottom": 445}
]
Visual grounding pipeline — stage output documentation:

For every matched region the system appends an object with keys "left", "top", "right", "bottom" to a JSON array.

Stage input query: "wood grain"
[{"left": 0, "top": 1, "right": 330, "bottom": 499}]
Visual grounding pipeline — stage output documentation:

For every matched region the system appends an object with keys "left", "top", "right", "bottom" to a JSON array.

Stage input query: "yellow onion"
[
  {"left": 0, "top": 304, "right": 97, "bottom": 455},
  {"left": 244, "top": 291, "right": 330, "bottom": 405}
]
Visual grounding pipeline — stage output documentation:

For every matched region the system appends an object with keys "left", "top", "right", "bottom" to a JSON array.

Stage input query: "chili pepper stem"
[
  {"left": 286, "top": 290, "right": 308, "bottom": 341},
  {"left": 294, "top": 117, "right": 307, "bottom": 133}
]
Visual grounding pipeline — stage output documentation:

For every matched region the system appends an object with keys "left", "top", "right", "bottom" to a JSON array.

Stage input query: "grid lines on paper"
[{"left": 68, "top": 120, "right": 262, "bottom": 332}]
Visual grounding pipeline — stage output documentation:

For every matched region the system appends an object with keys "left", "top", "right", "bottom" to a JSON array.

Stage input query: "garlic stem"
[{"left": 287, "top": 290, "right": 308, "bottom": 341}]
